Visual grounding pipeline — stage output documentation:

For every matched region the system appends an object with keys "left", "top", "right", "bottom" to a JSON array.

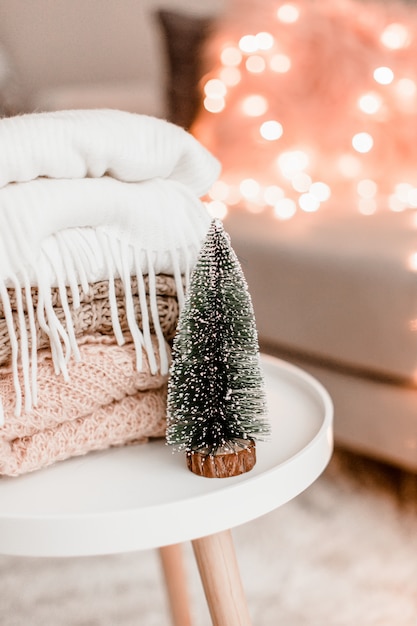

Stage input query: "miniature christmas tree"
[{"left": 166, "top": 219, "right": 269, "bottom": 478}]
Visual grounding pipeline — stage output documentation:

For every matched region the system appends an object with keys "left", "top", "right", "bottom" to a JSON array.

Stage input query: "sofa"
[{"left": 224, "top": 208, "right": 417, "bottom": 472}]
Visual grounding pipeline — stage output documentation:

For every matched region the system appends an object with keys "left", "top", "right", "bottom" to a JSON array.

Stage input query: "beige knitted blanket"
[
  {"left": 0, "top": 334, "right": 169, "bottom": 477},
  {"left": 0, "top": 275, "right": 180, "bottom": 367}
]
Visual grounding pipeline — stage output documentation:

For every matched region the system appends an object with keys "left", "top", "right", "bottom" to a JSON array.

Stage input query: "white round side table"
[{"left": 0, "top": 355, "right": 333, "bottom": 626}]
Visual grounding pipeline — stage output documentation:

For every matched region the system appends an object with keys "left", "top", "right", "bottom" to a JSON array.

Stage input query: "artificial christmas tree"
[{"left": 166, "top": 219, "right": 269, "bottom": 478}]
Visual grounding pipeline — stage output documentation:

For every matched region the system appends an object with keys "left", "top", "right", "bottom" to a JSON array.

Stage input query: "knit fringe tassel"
[{"left": 0, "top": 231, "right": 189, "bottom": 423}]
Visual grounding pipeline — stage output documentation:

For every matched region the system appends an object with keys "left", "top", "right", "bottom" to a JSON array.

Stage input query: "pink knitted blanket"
[{"left": 0, "top": 334, "right": 169, "bottom": 476}]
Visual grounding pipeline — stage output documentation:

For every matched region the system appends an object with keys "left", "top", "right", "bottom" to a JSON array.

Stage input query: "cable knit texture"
[{"left": 0, "top": 335, "right": 169, "bottom": 476}]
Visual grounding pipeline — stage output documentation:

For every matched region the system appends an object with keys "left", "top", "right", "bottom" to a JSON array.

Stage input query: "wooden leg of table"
[
  {"left": 192, "top": 529, "right": 252, "bottom": 626},
  {"left": 159, "top": 543, "right": 192, "bottom": 626}
]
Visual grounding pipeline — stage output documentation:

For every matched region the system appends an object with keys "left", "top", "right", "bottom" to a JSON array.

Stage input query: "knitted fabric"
[
  {"left": 1, "top": 275, "right": 181, "bottom": 312},
  {"left": 0, "top": 109, "right": 218, "bottom": 193},
  {"left": 0, "top": 334, "right": 169, "bottom": 476},
  {"left": 0, "top": 109, "right": 220, "bottom": 420},
  {"left": 0, "top": 276, "right": 180, "bottom": 366}
]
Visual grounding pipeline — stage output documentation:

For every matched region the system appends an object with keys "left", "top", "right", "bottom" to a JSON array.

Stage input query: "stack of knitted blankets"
[{"left": 0, "top": 109, "right": 220, "bottom": 476}]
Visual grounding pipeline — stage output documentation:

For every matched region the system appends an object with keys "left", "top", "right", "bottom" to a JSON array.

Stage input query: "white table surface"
[{"left": 0, "top": 355, "right": 333, "bottom": 557}]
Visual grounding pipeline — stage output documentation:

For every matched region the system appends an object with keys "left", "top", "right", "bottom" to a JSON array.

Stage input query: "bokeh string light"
[{"left": 193, "top": 0, "right": 417, "bottom": 223}]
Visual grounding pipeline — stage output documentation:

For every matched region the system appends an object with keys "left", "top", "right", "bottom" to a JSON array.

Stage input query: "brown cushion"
[{"left": 156, "top": 9, "right": 214, "bottom": 129}]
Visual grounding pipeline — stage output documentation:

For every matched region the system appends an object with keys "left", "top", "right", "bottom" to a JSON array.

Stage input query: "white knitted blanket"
[{"left": 0, "top": 109, "right": 220, "bottom": 421}]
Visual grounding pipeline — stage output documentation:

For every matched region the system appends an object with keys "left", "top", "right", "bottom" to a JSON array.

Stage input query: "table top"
[{"left": 0, "top": 355, "right": 333, "bottom": 557}]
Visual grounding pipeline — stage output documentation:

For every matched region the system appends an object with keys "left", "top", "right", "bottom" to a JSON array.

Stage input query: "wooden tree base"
[{"left": 186, "top": 440, "right": 256, "bottom": 478}]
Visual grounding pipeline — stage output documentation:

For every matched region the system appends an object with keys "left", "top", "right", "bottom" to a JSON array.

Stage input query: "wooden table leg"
[
  {"left": 159, "top": 543, "right": 192, "bottom": 626},
  {"left": 192, "top": 529, "right": 252, "bottom": 626}
]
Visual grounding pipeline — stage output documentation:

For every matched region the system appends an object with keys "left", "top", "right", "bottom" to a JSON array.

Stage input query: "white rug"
[{"left": 1, "top": 449, "right": 417, "bottom": 625}]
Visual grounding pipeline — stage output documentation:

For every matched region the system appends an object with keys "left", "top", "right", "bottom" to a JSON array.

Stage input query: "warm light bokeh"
[{"left": 194, "top": 0, "right": 417, "bottom": 220}]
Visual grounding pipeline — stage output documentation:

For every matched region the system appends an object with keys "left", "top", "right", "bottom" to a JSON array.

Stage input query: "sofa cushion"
[
  {"left": 225, "top": 209, "right": 417, "bottom": 383},
  {"left": 156, "top": 9, "right": 214, "bottom": 129}
]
